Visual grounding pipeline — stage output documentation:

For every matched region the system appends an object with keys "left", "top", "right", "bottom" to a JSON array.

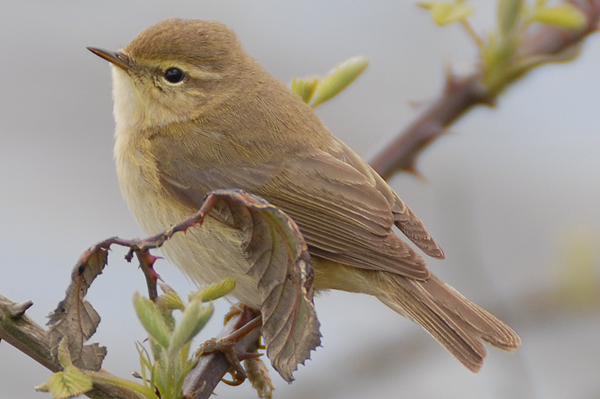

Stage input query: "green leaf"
[
  {"left": 86, "top": 369, "right": 161, "bottom": 399},
  {"left": 291, "top": 76, "right": 319, "bottom": 103},
  {"left": 418, "top": 1, "right": 474, "bottom": 26},
  {"left": 35, "top": 365, "right": 93, "bottom": 399},
  {"left": 135, "top": 342, "right": 154, "bottom": 390},
  {"left": 309, "top": 56, "right": 369, "bottom": 107},
  {"left": 168, "top": 300, "right": 213, "bottom": 355},
  {"left": 156, "top": 284, "right": 185, "bottom": 312},
  {"left": 134, "top": 293, "right": 171, "bottom": 349},
  {"left": 192, "top": 277, "right": 236, "bottom": 302},
  {"left": 56, "top": 338, "right": 72, "bottom": 368},
  {"left": 498, "top": 0, "right": 524, "bottom": 35},
  {"left": 532, "top": 5, "right": 587, "bottom": 29}
]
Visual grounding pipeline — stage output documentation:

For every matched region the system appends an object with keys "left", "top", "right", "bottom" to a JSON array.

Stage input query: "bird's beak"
[{"left": 87, "top": 47, "right": 132, "bottom": 71}]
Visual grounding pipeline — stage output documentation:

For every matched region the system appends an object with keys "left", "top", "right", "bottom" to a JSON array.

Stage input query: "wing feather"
[{"left": 152, "top": 131, "right": 442, "bottom": 280}]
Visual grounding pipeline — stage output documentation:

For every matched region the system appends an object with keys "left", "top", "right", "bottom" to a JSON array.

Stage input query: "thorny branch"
[
  {"left": 0, "top": 195, "right": 220, "bottom": 399},
  {"left": 0, "top": 294, "right": 143, "bottom": 399},
  {"left": 370, "top": 0, "right": 600, "bottom": 180}
]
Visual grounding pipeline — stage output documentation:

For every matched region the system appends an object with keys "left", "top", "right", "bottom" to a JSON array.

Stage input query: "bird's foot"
[{"left": 196, "top": 304, "right": 262, "bottom": 384}]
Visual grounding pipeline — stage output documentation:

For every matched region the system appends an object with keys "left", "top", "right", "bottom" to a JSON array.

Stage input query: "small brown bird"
[{"left": 89, "top": 18, "right": 520, "bottom": 381}]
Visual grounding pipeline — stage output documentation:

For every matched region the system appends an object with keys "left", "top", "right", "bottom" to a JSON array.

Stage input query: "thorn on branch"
[
  {"left": 137, "top": 250, "right": 162, "bottom": 301},
  {"left": 8, "top": 300, "right": 33, "bottom": 319}
]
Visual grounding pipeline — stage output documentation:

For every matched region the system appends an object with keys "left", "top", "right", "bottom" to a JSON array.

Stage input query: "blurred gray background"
[{"left": 1, "top": 1, "right": 599, "bottom": 398}]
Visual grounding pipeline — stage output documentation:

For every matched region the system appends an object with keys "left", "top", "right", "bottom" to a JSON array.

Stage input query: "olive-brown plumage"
[{"left": 90, "top": 18, "right": 520, "bottom": 379}]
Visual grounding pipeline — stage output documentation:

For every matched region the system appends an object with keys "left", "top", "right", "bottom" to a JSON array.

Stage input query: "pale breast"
[{"left": 112, "top": 70, "right": 262, "bottom": 307}]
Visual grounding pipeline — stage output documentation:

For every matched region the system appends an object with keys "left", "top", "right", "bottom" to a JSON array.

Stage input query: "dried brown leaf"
[
  {"left": 207, "top": 189, "right": 321, "bottom": 382},
  {"left": 47, "top": 243, "right": 110, "bottom": 371}
]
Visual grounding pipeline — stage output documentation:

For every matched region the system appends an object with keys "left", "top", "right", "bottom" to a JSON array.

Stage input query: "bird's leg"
[{"left": 196, "top": 304, "right": 262, "bottom": 384}]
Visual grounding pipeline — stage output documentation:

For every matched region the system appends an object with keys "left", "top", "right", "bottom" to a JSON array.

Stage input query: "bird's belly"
[
  {"left": 115, "top": 140, "right": 262, "bottom": 308},
  {"left": 160, "top": 216, "right": 263, "bottom": 308}
]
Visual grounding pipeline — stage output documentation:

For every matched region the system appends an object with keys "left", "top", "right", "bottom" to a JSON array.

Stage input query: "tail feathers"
[
  {"left": 375, "top": 272, "right": 521, "bottom": 372},
  {"left": 423, "top": 274, "right": 521, "bottom": 352}
]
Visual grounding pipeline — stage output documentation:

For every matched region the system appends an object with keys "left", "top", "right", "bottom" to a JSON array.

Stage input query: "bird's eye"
[{"left": 164, "top": 67, "right": 185, "bottom": 84}]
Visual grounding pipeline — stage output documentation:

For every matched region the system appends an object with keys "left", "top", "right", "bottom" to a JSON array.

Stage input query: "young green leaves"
[
  {"left": 419, "top": 0, "right": 588, "bottom": 95},
  {"left": 39, "top": 280, "right": 234, "bottom": 399},
  {"left": 291, "top": 56, "right": 369, "bottom": 108}
]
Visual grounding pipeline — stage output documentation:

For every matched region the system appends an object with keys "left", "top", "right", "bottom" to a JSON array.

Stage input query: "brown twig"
[
  {"left": 369, "top": 72, "right": 489, "bottom": 180},
  {"left": 0, "top": 197, "right": 218, "bottom": 398},
  {"left": 182, "top": 306, "right": 262, "bottom": 399},
  {"left": 0, "top": 192, "right": 268, "bottom": 399},
  {"left": 0, "top": 294, "right": 57, "bottom": 372},
  {"left": 370, "top": 0, "right": 600, "bottom": 180},
  {"left": 0, "top": 294, "right": 144, "bottom": 399},
  {"left": 72, "top": 193, "right": 217, "bottom": 300}
]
